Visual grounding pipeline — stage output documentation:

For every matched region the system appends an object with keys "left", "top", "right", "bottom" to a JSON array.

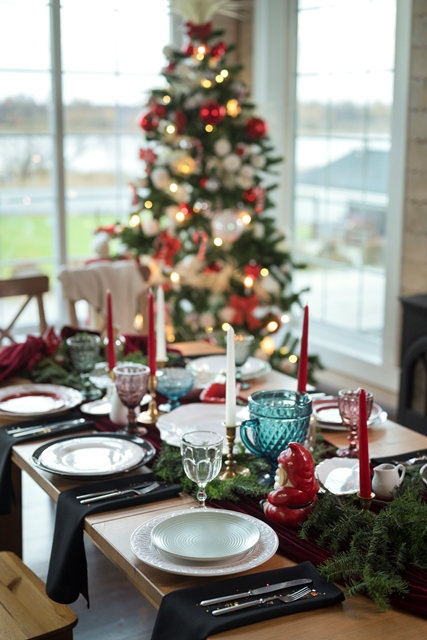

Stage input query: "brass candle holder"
[
  {"left": 218, "top": 422, "right": 251, "bottom": 480},
  {"left": 137, "top": 374, "right": 159, "bottom": 424},
  {"left": 357, "top": 491, "right": 375, "bottom": 511},
  {"left": 156, "top": 359, "right": 168, "bottom": 369}
]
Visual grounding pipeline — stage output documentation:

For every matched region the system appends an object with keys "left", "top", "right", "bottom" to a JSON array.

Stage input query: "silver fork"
[
  {"left": 212, "top": 586, "right": 313, "bottom": 616},
  {"left": 79, "top": 482, "right": 160, "bottom": 504}
]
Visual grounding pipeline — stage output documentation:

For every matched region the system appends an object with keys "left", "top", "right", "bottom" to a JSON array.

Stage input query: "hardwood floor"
[{"left": 22, "top": 474, "right": 157, "bottom": 640}]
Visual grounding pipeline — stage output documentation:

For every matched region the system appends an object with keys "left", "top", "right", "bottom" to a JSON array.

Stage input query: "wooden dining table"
[{"left": 1, "top": 341, "right": 427, "bottom": 639}]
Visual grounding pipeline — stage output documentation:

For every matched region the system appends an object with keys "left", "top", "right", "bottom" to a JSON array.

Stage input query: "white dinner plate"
[
  {"left": 156, "top": 403, "right": 249, "bottom": 451},
  {"left": 130, "top": 508, "right": 278, "bottom": 576},
  {"left": 312, "top": 397, "right": 386, "bottom": 431},
  {"left": 80, "top": 397, "right": 112, "bottom": 416},
  {"left": 0, "top": 384, "right": 83, "bottom": 418},
  {"left": 31, "top": 433, "right": 155, "bottom": 477},
  {"left": 315, "top": 458, "right": 360, "bottom": 495},
  {"left": 186, "top": 355, "right": 271, "bottom": 386},
  {"left": 150, "top": 510, "right": 260, "bottom": 561}
]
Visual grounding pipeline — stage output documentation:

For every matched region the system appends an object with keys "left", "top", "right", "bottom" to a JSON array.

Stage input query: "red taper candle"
[
  {"left": 106, "top": 290, "right": 115, "bottom": 371},
  {"left": 148, "top": 289, "right": 156, "bottom": 375},
  {"left": 297, "top": 305, "right": 308, "bottom": 393},
  {"left": 358, "top": 388, "right": 371, "bottom": 498}
]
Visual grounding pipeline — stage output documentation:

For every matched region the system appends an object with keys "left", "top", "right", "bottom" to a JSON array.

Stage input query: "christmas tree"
[{"left": 115, "top": 0, "right": 320, "bottom": 382}]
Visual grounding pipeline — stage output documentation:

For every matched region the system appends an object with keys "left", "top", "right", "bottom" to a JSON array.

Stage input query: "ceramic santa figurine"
[{"left": 262, "top": 442, "right": 319, "bottom": 528}]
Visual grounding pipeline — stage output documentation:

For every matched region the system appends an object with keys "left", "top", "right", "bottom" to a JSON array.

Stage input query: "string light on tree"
[{"left": 114, "top": 0, "right": 319, "bottom": 386}]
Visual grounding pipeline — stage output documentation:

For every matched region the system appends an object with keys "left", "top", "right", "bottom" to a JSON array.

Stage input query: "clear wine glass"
[
  {"left": 66, "top": 333, "right": 103, "bottom": 400},
  {"left": 156, "top": 367, "right": 195, "bottom": 412},
  {"left": 181, "top": 430, "right": 224, "bottom": 508},
  {"left": 113, "top": 363, "right": 150, "bottom": 434},
  {"left": 337, "top": 388, "right": 374, "bottom": 458},
  {"left": 234, "top": 334, "right": 255, "bottom": 390}
]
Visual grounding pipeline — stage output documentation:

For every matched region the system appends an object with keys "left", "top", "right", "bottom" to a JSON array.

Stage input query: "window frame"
[{"left": 253, "top": 0, "right": 412, "bottom": 393}]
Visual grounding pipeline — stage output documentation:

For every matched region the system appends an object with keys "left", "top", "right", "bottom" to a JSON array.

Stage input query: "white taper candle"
[
  {"left": 225, "top": 326, "right": 236, "bottom": 426},
  {"left": 156, "top": 285, "right": 167, "bottom": 362}
]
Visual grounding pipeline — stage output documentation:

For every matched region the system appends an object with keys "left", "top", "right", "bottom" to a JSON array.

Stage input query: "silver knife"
[
  {"left": 7, "top": 418, "right": 93, "bottom": 438},
  {"left": 200, "top": 578, "right": 313, "bottom": 606},
  {"left": 79, "top": 482, "right": 160, "bottom": 504},
  {"left": 76, "top": 480, "right": 156, "bottom": 500}
]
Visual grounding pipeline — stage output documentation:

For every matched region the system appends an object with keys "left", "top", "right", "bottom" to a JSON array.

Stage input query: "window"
[
  {"left": 253, "top": 0, "right": 410, "bottom": 392},
  {"left": 0, "top": 0, "right": 170, "bottom": 331}
]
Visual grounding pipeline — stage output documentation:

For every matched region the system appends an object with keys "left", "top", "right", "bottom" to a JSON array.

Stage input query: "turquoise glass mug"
[{"left": 240, "top": 390, "right": 312, "bottom": 468}]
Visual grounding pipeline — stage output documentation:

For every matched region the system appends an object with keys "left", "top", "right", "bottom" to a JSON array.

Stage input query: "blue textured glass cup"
[
  {"left": 156, "top": 367, "right": 195, "bottom": 412},
  {"left": 240, "top": 390, "right": 312, "bottom": 468}
]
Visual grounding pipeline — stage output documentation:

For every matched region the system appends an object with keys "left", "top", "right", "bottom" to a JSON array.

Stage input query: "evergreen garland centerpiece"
[{"left": 112, "top": 0, "right": 321, "bottom": 382}]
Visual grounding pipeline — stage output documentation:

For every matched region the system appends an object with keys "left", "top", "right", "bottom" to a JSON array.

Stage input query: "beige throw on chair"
[{"left": 58, "top": 260, "right": 149, "bottom": 333}]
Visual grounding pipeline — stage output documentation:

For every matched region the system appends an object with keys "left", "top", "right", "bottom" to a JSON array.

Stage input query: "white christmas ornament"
[
  {"left": 199, "top": 312, "right": 216, "bottom": 328},
  {"left": 142, "top": 218, "right": 160, "bottom": 237},
  {"left": 236, "top": 175, "right": 254, "bottom": 190},
  {"left": 163, "top": 45, "right": 175, "bottom": 60},
  {"left": 151, "top": 167, "right": 170, "bottom": 190},
  {"left": 253, "top": 222, "right": 265, "bottom": 239},
  {"left": 222, "top": 153, "right": 241, "bottom": 172},
  {"left": 214, "top": 138, "right": 232, "bottom": 157},
  {"left": 211, "top": 209, "right": 244, "bottom": 242},
  {"left": 250, "top": 154, "right": 266, "bottom": 169},
  {"left": 239, "top": 164, "right": 255, "bottom": 180}
]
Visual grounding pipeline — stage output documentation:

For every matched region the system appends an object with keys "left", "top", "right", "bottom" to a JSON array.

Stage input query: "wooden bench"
[{"left": 0, "top": 551, "right": 77, "bottom": 639}]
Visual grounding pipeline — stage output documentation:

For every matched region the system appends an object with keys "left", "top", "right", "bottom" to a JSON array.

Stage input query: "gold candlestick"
[
  {"left": 357, "top": 491, "right": 375, "bottom": 511},
  {"left": 218, "top": 422, "right": 251, "bottom": 480},
  {"left": 156, "top": 359, "right": 168, "bottom": 369},
  {"left": 137, "top": 374, "right": 159, "bottom": 424}
]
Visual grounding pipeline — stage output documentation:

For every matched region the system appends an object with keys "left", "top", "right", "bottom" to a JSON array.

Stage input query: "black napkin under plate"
[
  {"left": 0, "top": 410, "right": 93, "bottom": 515},
  {"left": 46, "top": 474, "right": 182, "bottom": 606},
  {"left": 151, "top": 560, "right": 344, "bottom": 640}
]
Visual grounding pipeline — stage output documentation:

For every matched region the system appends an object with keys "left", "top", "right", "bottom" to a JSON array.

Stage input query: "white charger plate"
[
  {"left": 186, "top": 355, "right": 271, "bottom": 386},
  {"left": 32, "top": 433, "right": 155, "bottom": 477},
  {"left": 150, "top": 510, "right": 260, "bottom": 562},
  {"left": 130, "top": 508, "right": 278, "bottom": 576},
  {"left": 315, "top": 458, "right": 360, "bottom": 495},
  {"left": 313, "top": 397, "right": 386, "bottom": 431},
  {"left": 157, "top": 403, "right": 249, "bottom": 451},
  {"left": 0, "top": 384, "right": 83, "bottom": 418}
]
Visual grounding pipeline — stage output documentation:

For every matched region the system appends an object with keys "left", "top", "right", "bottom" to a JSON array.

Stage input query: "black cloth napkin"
[
  {"left": 0, "top": 410, "right": 93, "bottom": 515},
  {"left": 46, "top": 474, "right": 182, "bottom": 606},
  {"left": 151, "top": 560, "right": 344, "bottom": 640}
]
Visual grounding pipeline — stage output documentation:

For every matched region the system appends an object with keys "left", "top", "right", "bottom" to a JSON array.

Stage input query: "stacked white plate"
[
  {"left": 130, "top": 508, "right": 279, "bottom": 576},
  {"left": 157, "top": 403, "right": 249, "bottom": 451},
  {"left": 186, "top": 355, "right": 271, "bottom": 387},
  {"left": 312, "top": 396, "right": 387, "bottom": 431}
]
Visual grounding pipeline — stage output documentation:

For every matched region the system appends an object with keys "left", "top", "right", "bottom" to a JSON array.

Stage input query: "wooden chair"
[
  {"left": 0, "top": 551, "right": 77, "bottom": 639},
  {"left": 0, "top": 275, "right": 49, "bottom": 344}
]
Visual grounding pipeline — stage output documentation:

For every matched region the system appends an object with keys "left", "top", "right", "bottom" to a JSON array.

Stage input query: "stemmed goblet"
[
  {"left": 234, "top": 334, "right": 255, "bottom": 390},
  {"left": 113, "top": 363, "right": 150, "bottom": 435},
  {"left": 180, "top": 430, "right": 224, "bottom": 508},
  {"left": 66, "top": 333, "right": 103, "bottom": 400},
  {"left": 337, "top": 388, "right": 374, "bottom": 458},
  {"left": 156, "top": 367, "right": 195, "bottom": 412}
]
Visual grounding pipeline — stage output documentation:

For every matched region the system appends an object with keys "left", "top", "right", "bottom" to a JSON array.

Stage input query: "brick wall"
[{"left": 401, "top": 0, "right": 427, "bottom": 295}]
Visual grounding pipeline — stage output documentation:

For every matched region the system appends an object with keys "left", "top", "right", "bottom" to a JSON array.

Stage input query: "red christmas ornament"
[
  {"left": 175, "top": 110, "right": 187, "bottom": 134},
  {"left": 162, "top": 62, "right": 176, "bottom": 75},
  {"left": 211, "top": 42, "right": 227, "bottom": 59},
  {"left": 235, "top": 143, "right": 246, "bottom": 156},
  {"left": 199, "top": 177, "right": 208, "bottom": 188},
  {"left": 137, "top": 111, "right": 158, "bottom": 132},
  {"left": 242, "top": 187, "right": 257, "bottom": 203},
  {"left": 178, "top": 203, "right": 191, "bottom": 217},
  {"left": 199, "top": 101, "right": 226, "bottom": 125},
  {"left": 246, "top": 116, "right": 267, "bottom": 139},
  {"left": 151, "top": 103, "right": 166, "bottom": 118},
  {"left": 153, "top": 231, "right": 182, "bottom": 267},
  {"left": 203, "top": 262, "right": 222, "bottom": 274},
  {"left": 183, "top": 43, "right": 194, "bottom": 56},
  {"left": 244, "top": 263, "right": 262, "bottom": 280}
]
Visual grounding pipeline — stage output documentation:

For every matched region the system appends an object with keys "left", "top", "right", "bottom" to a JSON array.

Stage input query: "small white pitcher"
[{"left": 372, "top": 463, "right": 405, "bottom": 501}]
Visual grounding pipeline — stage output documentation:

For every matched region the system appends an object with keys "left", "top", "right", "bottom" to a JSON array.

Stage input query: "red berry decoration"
[
  {"left": 199, "top": 101, "right": 226, "bottom": 125},
  {"left": 246, "top": 116, "right": 267, "bottom": 139},
  {"left": 137, "top": 111, "right": 158, "bottom": 132}
]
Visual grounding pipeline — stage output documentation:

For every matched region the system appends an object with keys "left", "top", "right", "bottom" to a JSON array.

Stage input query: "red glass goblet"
[
  {"left": 113, "top": 363, "right": 150, "bottom": 435},
  {"left": 337, "top": 388, "right": 373, "bottom": 458}
]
